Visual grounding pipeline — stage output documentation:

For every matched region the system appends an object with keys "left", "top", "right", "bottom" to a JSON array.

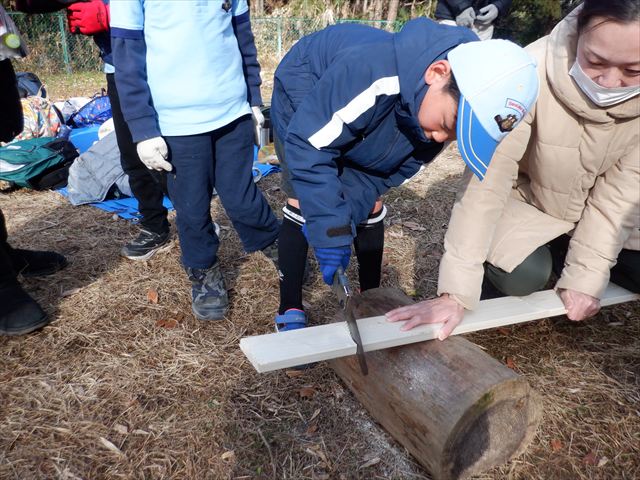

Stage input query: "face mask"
[{"left": 569, "top": 60, "right": 640, "bottom": 107}]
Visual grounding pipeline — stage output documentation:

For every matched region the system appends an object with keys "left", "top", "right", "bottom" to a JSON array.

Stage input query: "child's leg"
[
  {"left": 164, "top": 133, "right": 219, "bottom": 269},
  {"left": 354, "top": 200, "right": 386, "bottom": 292},
  {"left": 212, "top": 115, "right": 279, "bottom": 253},
  {"left": 278, "top": 201, "right": 308, "bottom": 314}
]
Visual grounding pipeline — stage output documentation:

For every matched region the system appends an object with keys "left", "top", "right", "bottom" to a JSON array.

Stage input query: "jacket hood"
[
  {"left": 393, "top": 17, "right": 477, "bottom": 117},
  {"left": 546, "top": 6, "right": 639, "bottom": 122}
]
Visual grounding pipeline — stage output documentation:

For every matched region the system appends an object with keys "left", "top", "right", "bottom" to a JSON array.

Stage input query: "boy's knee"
[{"left": 485, "top": 245, "right": 552, "bottom": 297}]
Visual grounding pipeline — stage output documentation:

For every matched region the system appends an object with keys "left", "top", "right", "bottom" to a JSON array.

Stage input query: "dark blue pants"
[{"left": 165, "top": 115, "right": 279, "bottom": 269}]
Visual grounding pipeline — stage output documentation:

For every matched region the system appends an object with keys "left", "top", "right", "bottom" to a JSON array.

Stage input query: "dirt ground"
[{"left": 0, "top": 75, "right": 638, "bottom": 480}]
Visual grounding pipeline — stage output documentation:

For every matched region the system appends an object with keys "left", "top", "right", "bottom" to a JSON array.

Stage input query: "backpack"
[
  {"left": 13, "top": 95, "right": 63, "bottom": 141},
  {"left": 15, "top": 72, "right": 46, "bottom": 98},
  {"left": 67, "top": 90, "right": 112, "bottom": 128},
  {"left": 0, "top": 137, "right": 79, "bottom": 190}
]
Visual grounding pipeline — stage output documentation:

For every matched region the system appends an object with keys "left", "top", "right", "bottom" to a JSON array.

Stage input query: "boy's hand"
[
  {"left": 386, "top": 294, "right": 464, "bottom": 340},
  {"left": 67, "top": 0, "right": 109, "bottom": 35},
  {"left": 455, "top": 7, "right": 476, "bottom": 28},
  {"left": 558, "top": 289, "right": 600, "bottom": 321},
  {"left": 136, "top": 137, "right": 172, "bottom": 172},
  {"left": 314, "top": 246, "right": 351, "bottom": 285},
  {"left": 476, "top": 4, "right": 499, "bottom": 24}
]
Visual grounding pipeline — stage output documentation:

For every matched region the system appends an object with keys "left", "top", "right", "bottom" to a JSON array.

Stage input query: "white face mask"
[{"left": 569, "top": 60, "right": 640, "bottom": 107}]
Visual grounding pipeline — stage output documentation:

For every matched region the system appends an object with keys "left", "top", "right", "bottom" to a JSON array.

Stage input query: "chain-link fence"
[{"left": 8, "top": 12, "right": 403, "bottom": 76}]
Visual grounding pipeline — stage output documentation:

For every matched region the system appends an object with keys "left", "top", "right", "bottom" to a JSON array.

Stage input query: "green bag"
[{"left": 0, "top": 137, "right": 78, "bottom": 190}]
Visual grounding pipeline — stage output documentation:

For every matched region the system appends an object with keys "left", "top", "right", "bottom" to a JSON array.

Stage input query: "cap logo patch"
[
  {"left": 505, "top": 98, "right": 526, "bottom": 116},
  {"left": 494, "top": 113, "right": 518, "bottom": 132}
]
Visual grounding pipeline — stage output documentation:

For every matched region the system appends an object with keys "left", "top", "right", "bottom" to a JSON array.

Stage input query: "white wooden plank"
[
  {"left": 240, "top": 283, "right": 638, "bottom": 373},
  {"left": 239, "top": 322, "right": 354, "bottom": 373}
]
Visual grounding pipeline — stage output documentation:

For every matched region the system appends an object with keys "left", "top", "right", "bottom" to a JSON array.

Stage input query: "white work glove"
[
  {"left": 476, "top": 4, "right": 499, "bottom": 24},
  {"left": 251, "top": 105, "right": 265, "bottom": 147},
  {"left": 455, "top": 7, "right": 476, "bottom": 28},
  {"left": 136, "top": 136, "right": 172, "bottom": 172}
]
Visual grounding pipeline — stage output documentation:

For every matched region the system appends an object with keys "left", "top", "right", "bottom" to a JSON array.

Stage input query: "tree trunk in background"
[
  {"left": 252, "top": 0, "right": 264, "bottom": 16},
  {"left": 387, "top": 0, "right": 399, "bottom": 29},
  {"left": 372, "top": 0, "right": 384, "bottom": 20}
]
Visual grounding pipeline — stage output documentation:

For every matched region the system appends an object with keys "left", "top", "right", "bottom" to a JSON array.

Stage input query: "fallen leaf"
[
  {"left": 403, "top": 221, "right": 426, "bottom": 231},
  {"left": 309, "top": 408, "right": 321, "bottom": 422},
  {"left": 583, "top": 451, "right": 598, "bottom": 466},
  {"left": 359, "top": 457, "right": 381, "bottom": 469},
  {"left": 285, "top": 370, "right": 304, "bottom": 378},
  {"left": 497, "top": 327, "right": 510, "bottom": 335},
  {"left": 306, "top": 423, "right": 318, "bottom": 434},
  {"left": 550, "top": 439, "right": 562, "bottom": 452},
  {"left": 99, "top": 436, "right": 123, "bottom": 455},
  {"left": 113, "top": 424, "right": 128, "bottom": 435},
  {"left": 147, "top": 289, "right": 159, "bottom": 304},
  {"left": 597, "top": 456, "right": 609, "bottom": 467},
  {"left": 221, "top": 450, "right": 235, "bottom": 461},
  {"left": 156, "top": 318, "right": 178, "bottom": 329},
  {"left": 506, "top": 357, "right": 516, "bottom": 369},
  {"left": 299, "top": 386, "right": 316, "bottom": 399},
  {"left": 132, "top": 429, "right": 150, "bottom": 435}
]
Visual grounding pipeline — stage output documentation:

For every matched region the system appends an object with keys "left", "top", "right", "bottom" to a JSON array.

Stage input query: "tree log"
[{"left": 329, "top": 288, "right": 542, "bottom": 480}]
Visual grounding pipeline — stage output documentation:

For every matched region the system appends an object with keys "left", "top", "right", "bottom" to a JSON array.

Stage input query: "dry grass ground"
[{"left": 0, "top": 77, "right": 638, "bottom": 480}]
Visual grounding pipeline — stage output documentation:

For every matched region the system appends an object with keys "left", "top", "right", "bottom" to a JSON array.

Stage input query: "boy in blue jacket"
[
  {"left": 110, "top": 0, "right": 279, "bottom": 321},
  {"left": 271, "top": 18, "right": 539, "bottom": 332}
]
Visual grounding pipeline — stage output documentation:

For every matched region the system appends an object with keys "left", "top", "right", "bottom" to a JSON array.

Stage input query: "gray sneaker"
[{"left": 186, "top": 261, "right": 229, "bottom": 320}]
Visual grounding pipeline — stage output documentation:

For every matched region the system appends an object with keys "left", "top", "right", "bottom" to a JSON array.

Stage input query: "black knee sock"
[
  {"left": 278, "top": 206, "right": 308, "bottom": 314},
  {"left": 354, "top": 215, "right": 384, "bottom": 292}
]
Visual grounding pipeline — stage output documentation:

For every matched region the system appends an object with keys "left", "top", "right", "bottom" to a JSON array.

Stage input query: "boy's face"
[{"left": 417, "top": 60, "right": 457, "bottom": 144}]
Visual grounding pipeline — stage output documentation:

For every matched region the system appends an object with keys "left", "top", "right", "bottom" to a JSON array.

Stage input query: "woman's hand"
[
  {"left": 558, "top": 289, "right": 601, "bottom": 321},
  {"left": 385, "top": 294, "right": 464, "bottom": 340}
]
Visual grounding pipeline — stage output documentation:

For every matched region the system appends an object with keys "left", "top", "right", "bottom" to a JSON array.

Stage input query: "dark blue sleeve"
[
  {"left": 111, "top": 29, "right": 161, "bottom": 142},
  {"left": 441, "top": 0, "right": 474, "bottom": 16},
  {"left": 232, "top": 11, "right": 262, "bottom": 107},
  {"left": 284, "top": 55, "right": 398, "bottom": 248},
  {"left": 492, "top": 0, "right": 513, "bottom": 17}
]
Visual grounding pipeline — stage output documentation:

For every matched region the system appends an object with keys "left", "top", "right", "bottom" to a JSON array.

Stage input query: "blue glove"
[{"left": 314, "top": 246, "right": 351, "bottom": 285}]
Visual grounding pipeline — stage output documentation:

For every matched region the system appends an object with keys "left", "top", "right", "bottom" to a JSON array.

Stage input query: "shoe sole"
[
  {"left": 192, "top": 304, "right": 227, "bottom": 321},
  {"left": 121, "top": 242, "right": 172, "bottom": 261},
  {"left": 19, "top": 259, "right": 69, "bottom": 278},
  {"left": 1, "top": 316, "right": 50, "bottom": 336}
]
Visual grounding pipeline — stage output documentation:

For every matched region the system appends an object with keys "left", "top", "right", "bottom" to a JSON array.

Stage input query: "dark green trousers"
[{"left": 483, "top": 235, "right": 640, "bottom": 297}]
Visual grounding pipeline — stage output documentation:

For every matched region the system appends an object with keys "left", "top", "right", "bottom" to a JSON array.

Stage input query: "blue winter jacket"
[{"left": 271, "top": 17, "right": 477, "bottom": 249}]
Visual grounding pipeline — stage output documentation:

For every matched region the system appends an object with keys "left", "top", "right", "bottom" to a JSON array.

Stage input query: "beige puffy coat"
[{"left": 437, "top": 9, "right": 640, "bottom": 310}]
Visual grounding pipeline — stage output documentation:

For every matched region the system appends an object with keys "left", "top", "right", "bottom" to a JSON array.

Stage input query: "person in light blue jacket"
[
  {"left": 110, "top": 0, "right": 279, "bottom": 321},
  {"left": 270, "top": 18, "right": 539, "bottom": 333}
]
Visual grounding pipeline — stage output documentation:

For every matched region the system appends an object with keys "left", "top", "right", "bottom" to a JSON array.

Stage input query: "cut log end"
[{"left": 442, "top": 378, "right": 542, "bottom": 479}]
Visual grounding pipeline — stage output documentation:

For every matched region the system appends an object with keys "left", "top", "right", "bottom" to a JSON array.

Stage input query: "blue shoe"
[{"left": 275, "top": 308, "right": 307, "bottom": 332}]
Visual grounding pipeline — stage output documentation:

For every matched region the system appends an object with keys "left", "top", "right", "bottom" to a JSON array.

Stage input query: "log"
[{"left": 329, "top": 288, "right": 542, "bottom": 480}]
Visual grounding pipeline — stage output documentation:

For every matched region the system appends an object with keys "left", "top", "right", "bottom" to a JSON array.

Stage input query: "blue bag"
[{"left": 67, "top": 90, "right": 112, "bottom": 128}]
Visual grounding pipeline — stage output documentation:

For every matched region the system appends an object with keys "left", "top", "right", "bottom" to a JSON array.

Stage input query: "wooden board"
[{"left": 240, "top": 283, "right": 638, "bottom": 373}]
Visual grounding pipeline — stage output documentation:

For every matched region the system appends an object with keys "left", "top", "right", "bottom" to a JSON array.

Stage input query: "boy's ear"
[{"left": 424, "top": 60, "right": 452, "bottom": 85}]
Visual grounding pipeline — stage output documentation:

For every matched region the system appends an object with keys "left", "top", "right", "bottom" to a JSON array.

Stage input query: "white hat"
[{"left": 448, "top": 39, "right": 539, "bottom": 180}]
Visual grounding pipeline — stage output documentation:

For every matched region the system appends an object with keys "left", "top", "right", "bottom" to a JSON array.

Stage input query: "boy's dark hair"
[
  {"left": 445, "top": 72, "right": 461, "bottom": 105},
  {"left": 577, "top": 0, "right": 640, "bottom": 33}
]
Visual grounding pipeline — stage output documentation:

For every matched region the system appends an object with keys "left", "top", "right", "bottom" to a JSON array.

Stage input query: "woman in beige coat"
[{"left": 387, "top": 0, "right": 639, "bottom": 339}]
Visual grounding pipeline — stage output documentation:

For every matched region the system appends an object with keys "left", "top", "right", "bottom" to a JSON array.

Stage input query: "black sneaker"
[
  {"left": 9, "top": 248, "right": 68, "bottom": 277},
  {"left": 121, "top": 229, "right": 170, "bottom": 261},
  {"left": 186, "top": 261, "right": 228, "bottom": 320},
  {"left": 0, "top": 281, "right": 49, "bottom": 336}
]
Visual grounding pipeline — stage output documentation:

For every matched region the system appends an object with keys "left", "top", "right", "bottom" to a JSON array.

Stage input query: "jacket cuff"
[
  {"left": 555, "top": 267, "right": 609, "bottom": 299},
  {"left": 127, "top": 116, "right": 162, "bottom": 143}
]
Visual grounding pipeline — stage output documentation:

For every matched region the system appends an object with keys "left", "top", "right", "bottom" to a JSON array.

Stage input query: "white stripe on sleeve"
[{"left": 308, "top": 76, "right": 400, "bottom": 150}]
